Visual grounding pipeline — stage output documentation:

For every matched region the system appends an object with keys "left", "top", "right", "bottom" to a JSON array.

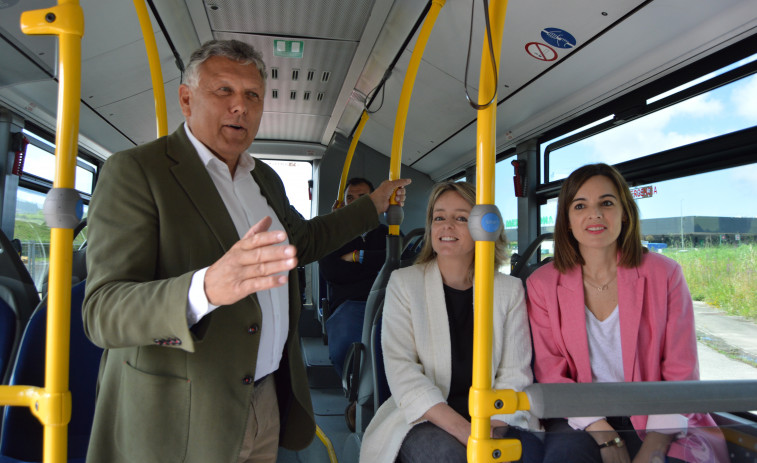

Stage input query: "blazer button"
[
  {"left": 248, "top": 324, "right": 259, "bottom": 335},
  {"left": 242, "top": 375, "right": 254, "bottom": 385}
]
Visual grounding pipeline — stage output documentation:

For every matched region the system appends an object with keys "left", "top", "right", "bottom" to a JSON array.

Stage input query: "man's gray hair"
[{"left": 183, "top": 39, "right": 267, "bottom": 89}]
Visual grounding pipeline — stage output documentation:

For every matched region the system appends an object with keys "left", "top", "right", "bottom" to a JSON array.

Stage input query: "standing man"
[
  {"left": 82, "top": 39, "right": 409, "bottom": 463},
  {"left": 320, "top": 178, "right": 388, "bottom": 378},
  {"left": 320, "top": 178, "right": 390, "bottom": 432}
]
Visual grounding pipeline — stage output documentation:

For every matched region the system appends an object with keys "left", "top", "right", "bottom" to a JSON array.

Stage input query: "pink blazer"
[{"left": 527, "top": 252, "right": 728, "bottom": 462}]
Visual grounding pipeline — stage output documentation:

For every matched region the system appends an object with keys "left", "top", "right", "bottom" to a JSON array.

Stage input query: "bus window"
[
  {"left": 544, "top": 54, "right": 757, "bottom": 183},
  {"left": 13, "top": 186, "right": 89, "bottom": 289},
  {"left": 14, "top": 187, "right": 48, "bottom": 288},
  {"left": 631, "top": 167, "right": 757, "bottom": 381},
  {"left": 495, "top": 159, "right": 520, "bottom": 266},
  {"left": 261, "top": 160, "right": 313, "bottom": 219}
]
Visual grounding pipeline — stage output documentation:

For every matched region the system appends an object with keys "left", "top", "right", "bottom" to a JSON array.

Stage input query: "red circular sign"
[{"left": 525, "top": 42, "right": 557, "bottom": 61}]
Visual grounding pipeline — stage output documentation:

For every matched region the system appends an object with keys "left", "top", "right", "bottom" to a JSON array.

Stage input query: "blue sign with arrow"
[{"left": 541, "top": 27, "right": 576, "bottom": 49}]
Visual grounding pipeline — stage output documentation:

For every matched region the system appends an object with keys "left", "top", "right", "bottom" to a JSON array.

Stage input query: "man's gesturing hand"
[{"left": 204, "top": 216, "right": 297, "bottom": 306}]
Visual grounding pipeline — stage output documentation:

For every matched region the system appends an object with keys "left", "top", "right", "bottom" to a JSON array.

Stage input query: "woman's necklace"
[{"left": 583, "top": 274, "right": 616, "bottom": 292}]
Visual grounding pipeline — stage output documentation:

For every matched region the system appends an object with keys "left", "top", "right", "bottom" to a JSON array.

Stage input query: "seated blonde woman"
[{"left": 360, "top": 181, "right": 543, "bottom": 463}]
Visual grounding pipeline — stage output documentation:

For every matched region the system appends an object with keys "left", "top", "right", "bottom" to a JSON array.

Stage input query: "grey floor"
[{"left": 278, "top": 333, "right": 357, "bottom": 463}]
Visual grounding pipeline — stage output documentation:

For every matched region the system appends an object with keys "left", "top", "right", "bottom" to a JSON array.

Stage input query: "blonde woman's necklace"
[{"left": 583, "top": 274, "right": 616, "bottom": 292}]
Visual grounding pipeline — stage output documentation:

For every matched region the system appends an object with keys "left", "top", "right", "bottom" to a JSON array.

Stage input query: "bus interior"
[{"left": 1, "top": 0, "right": 757, "bottom": 461}]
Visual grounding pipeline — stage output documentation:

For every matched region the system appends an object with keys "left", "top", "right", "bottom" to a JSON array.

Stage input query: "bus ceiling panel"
[
  {"left": 81, "top": 33, "right": 180, "bottom": 110},
  {"left": 492, "top": 0, "right": 757, "bottom": 151},
  {"left": 346, "top": 0, "right": 647, "bottom": 176},
  {"left": 357, "top": 48, "right": 480, "bottom": 166},
  {"left": 0, "top": 81, "right": 135, "bottom": 160},
  {"left": 0, "top": 33, "right": 50, "bottom": 88},
  {"left": 148, "top": 0, "right": 202, "bottom": 65},
  {"left": 214, "top": 31, "right": 357, "bottom": 121},
  {"left": 257, "top": 113, "right": 330, "bottom": 144},
  {"left": 330, "top": 0, "right": 428, "bottom": 142},
  {"left": 248, "top": 141, "right": 326, "bottom": 162},
  {"left": 408, "top": 0, "right": 643, "bottom": 93},
  {"left": 95, "top": 78, "right": 184, "bottom": 147},
  {"left": 406, "top": 0, "right": 757, "bottom": 175},
  {"left": 0, "top": 0, "right": 57, "bottom": 76},
  {"left": 204, "top": 0, "right": 375, "bottom": 41}
]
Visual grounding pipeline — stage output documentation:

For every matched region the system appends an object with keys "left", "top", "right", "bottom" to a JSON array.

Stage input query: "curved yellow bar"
[
  {"left": 468, "top": 1, "right": 522, "bottom": 463},
  {"left": 315, "top": 425, "right": 338, "bottom": 463},
  {"left": 388, "top": 0, "right": 445, "bottom": 236},
  {"left": 133, "top": 0, "right": 168, "bottom": 138},
  {"left": 19, "top": 1, "right": 83, "bottom": 462},
  {"left": 336, "top": 110, "right": 370, "bottom": 209}
]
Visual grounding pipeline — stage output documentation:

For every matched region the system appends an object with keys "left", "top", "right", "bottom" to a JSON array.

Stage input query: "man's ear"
[{"left": 178, "top": 84, "right": 192, "bottom": 118}]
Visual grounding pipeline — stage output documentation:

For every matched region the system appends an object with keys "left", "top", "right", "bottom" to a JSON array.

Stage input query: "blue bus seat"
[
  {"left": 0, "top": 281, "right": 100, "bottom": 463},
  {"left": 344, "top": 228, "right": 423, "bottom": 433},
  {"left": 0, "top": 231, "right": 41, "bottom": 385},
  {"left": 0, "top": 298, "right": 16, "bottom": 383}
]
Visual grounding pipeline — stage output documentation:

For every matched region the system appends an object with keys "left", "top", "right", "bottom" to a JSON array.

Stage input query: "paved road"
[{"left": 694, "top": 301, "right": 757, "bottom": 380}]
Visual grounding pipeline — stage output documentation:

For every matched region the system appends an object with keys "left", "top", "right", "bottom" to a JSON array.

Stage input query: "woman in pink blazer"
[{"left": 527, "top": 163, "right": 728, "bottom": 463}]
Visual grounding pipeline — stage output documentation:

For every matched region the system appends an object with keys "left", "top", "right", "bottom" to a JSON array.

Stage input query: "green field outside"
[{"left": 666, "top": 244, "right": 757, "bottom": 322}]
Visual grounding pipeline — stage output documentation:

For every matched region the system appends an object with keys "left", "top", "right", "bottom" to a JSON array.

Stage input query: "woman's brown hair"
[{"left": 553, "top": 163, "right": 646, "bottom": 273}]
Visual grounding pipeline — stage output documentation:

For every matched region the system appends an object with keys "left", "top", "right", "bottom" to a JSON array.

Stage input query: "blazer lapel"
[
  {"left": 618, "top": 265, "right": 644, "bottom": 382},
  {"left": 424, "top": 261, "right": 452, "bottom": 398},
  {"left": 556, "top": 267, "right": 593, "bottom": 382},
  {"left": 166, "top": 127, "right": 239, "bottom": 252}
]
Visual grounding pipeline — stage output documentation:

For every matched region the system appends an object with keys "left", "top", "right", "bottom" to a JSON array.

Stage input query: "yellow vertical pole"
[
  {"left": 387, "top": 0, "right": 445, "bottom": 235},
  {"left": 469, "top": 1, "right": 511, "bottom": 462},
  {"left": 335, "top": 110, "right": 370, "bottom": 208},
  {"left": 133, "top": 0, "right": 168, "bottom": 137},
  {"left": 20, "top": 1, "right": 83, "bottom": 462}
]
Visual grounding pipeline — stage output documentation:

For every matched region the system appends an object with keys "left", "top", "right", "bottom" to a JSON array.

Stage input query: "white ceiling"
[{"left": 0, "top": 0, "right": 755, "bottom": 178}]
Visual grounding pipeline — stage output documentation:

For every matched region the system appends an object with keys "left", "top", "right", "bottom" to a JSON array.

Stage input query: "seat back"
[
  {"left": 0, "top": 298, "right": 16, "bottom": 382},
  {"left": 351, "top": 234, "right": 402, "bottom": 432},
  {"left": 0, "top": 230, "right": 40, "bottom": 385},
  {"left": 0, "top": 281, "right": 102, "bottom": 462},
  {"left": 511, "top": 233, "right": 554, "bottom": 287},
  {"left": 371, "top": 314, "right": 390, "bottom": 408}
]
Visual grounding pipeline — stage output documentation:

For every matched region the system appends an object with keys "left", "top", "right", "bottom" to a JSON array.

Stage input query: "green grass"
[{"left": 665, "top": 244, "right": 757, "bottom": 321}]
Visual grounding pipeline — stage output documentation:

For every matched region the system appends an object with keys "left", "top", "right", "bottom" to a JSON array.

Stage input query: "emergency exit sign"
[{"left": 274, "top": 40, "right": 304, "bottom": 58}]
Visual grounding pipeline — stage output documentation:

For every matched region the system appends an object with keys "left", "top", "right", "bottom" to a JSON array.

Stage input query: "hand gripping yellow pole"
[
  {"left": 133, "top": 0, "right": 168, "bottom": 138},
  {"left": 335, "top": 110, "right": 370, "bottom": 209},
  {"left": 15, "top": 2, "right": 84, "bottom": 462},
  {"left": 468, "top": 1, "right": 530, "bottom": 462},
  {"left": 387, "top": 0, "right": 446, "bottom": 235}
]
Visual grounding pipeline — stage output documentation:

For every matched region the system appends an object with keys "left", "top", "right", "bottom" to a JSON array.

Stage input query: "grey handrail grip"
[{"left": 525, "top": 380, "right": 757, "bottom": 418}]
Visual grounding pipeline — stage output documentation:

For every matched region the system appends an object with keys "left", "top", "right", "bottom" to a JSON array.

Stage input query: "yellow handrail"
[
  {"left": 133, "top": 0, "right": 168, "bottom": 138},
  {"left": 335, "top": 110, "right": 370, "bottom": 209},
  {"left": 387, "top": 0, "right": 446, "bottom": 235},
  {"left": 468, "top": 1, "right": 530, "bottom": 462},
  {"left": 7, "top": 2, "right": 85, "bottom": 462},
  {"left": 315, "top": 425, "right": 339, "bottom": 463}
]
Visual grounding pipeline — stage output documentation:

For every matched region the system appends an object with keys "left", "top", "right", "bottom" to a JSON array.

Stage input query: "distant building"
[
  {"left": 641, "top": 216, "right": 757, "bottom": 246},
  {"left": 505, "top": 216, "right": 756, "bottom": 247}
]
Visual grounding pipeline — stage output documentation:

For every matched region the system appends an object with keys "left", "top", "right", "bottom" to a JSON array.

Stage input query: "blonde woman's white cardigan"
[{"left": 360, "top": 260, "right": 541, "bottom": 463}]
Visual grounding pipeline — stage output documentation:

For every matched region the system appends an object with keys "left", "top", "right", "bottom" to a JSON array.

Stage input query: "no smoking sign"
[{"left": 525, "top": 42, "right": 557, "bottom": 61}]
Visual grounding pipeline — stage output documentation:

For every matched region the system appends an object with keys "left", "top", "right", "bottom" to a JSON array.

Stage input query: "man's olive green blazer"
[{"left": 82, "top": 125, "right": 379, "bottom": 463}]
